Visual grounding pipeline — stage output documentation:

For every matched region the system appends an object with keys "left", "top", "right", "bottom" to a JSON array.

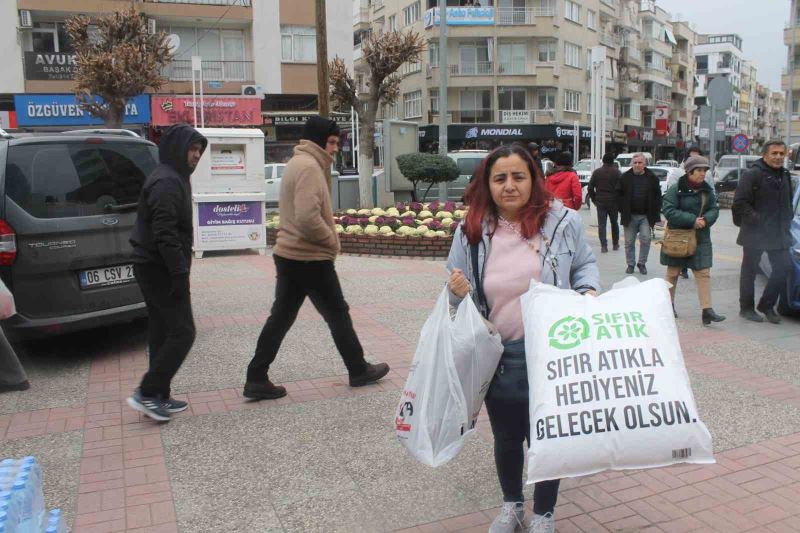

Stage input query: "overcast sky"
[{"left": 659, "top": 0, "right": 789, "bottom": 90}]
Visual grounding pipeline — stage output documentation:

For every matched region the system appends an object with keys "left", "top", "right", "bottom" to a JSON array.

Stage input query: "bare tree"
[
  {"left": 66, "top": 7, "right": 172, "bottom": 128},
  {"left": 330, "top": 31, "right": 425, "bottom": 208}
]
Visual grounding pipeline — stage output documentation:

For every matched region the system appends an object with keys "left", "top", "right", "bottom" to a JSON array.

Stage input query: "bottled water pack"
[{"left": 0, "top": 456, "right": 50, "bottom": 533}]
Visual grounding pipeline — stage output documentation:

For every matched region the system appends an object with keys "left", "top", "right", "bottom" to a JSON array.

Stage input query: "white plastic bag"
[
  {"left": 395, "top": 287, "right": 503, "bottom": 467},
  {"left": 521, "top": 278, "right": 714, "bottom": 483},
  {"left": 0, "top": 278, "right": 16, "bottom": 320}
]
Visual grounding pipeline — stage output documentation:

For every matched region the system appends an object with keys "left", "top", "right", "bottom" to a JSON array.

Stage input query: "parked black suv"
[{"left": 0, "top": 132, "right": 159, "bottom": 338}]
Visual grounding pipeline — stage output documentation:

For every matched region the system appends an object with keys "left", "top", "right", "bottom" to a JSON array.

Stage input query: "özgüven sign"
[
  {"left": 13, "top": 94, "right": 151, "bottom": 126},
  {"left": 151, "top": 96, "right": 261, "bottom": 126},
  {"left": 197, "top": 201, "right": 263, "bottom": 248}
]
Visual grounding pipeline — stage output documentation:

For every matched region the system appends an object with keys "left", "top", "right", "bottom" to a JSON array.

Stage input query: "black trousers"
[
  {"left": 246, "top": 255, "right": 368, "bottom": 382},
  {"left": 135, "top": 263, "right": 196, "bottom": 399},
  {"left": 740, "top": 247, "right": 791, "bottom": 311},
  {"left": 485, "top": 343, "right": 560, "bottom": 514},
  {"left": 595, "top": 204, "right": 619, "bottom": 248}
]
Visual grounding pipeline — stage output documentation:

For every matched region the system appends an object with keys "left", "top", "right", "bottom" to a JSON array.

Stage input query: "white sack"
[
  {"left": 396, "top": 288, "right": 503, "bottom": 467},
  {"left": 521, "top": 278, "right": 714, "bottom": 483}
]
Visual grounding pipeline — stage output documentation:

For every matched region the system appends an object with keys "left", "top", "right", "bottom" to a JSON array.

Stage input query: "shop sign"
[
  {"left": 197, "top": 201, "right": 263, "bottom": 248},
  {"left": 13, "top": 94, "right": 150, "bottom": 126},
  {"left": 501, "top": 110, "right": 531, "bottom": 124},
  {"left": 263, "top": 113, "right": 351, "bottom": 125},
  {"left": 151, "top": 96, "right": 261, "bottom": 126},
  {"left": 424, "top": 7, "right": 495, "bottom": 28},
  {"left": 23, "top": 52, "right": 78, "bottom": 81},
  {"left": 0, "top": 112, "right": 17, "bottom": 129}
]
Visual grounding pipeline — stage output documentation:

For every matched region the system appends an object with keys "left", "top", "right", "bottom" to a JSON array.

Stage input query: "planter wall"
[{"left": 266, "top": 228, "right": 453, "bottom": 258}]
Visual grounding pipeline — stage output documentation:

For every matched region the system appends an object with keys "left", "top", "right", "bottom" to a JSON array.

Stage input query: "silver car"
[
  {"left": 264, "top": 163, "right": 286, "bottom": 207},
  {"left": 415, "top": 150, "right": 488, "bottom": 202}
]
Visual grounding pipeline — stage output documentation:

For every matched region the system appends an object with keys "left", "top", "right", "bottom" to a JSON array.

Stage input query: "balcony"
[
  {"left": 147, "top": 0, "right": 251, "bottom": 4},
  {"left": 451, "top": 109, "right": 494, "bottom": 123},
  {"left": 161, "top": 60, "right": 253, "bottom": 82},
  {"left": 450, "top": 62, "right": 494, "bottom": 76},
  {"left": 676, "top": 51, "right": 689, "bottom": 65},
  {"left": 354, "top": 7, "right": 370, "bottom": 28},
  {"left": 495, "top": 7, "right": 554, "bottom": 25},
  {"left": 600, "top": 32, "right": 620, "bottom": 48},
  {"left": 642, "top": 64, "right": 672, "bottom": 80},
  {"left": 600, "top": 0, "right": 619, "bottom": 14},
  {"left": 424, "top": 7, "right": 496, "bottom": 29},
  {"left": 498, "top": 61, "right": 535, "bottom": 75},
  {"left": 354, "top": 42, "right": 363, "bottom": 61}
]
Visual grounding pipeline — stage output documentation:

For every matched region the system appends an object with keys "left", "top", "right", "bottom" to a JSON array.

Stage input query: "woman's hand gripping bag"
[
  {"left": 521, "top": 279, "right": 714, "bottom": 483},
  {"left": 395, "top": 288, "right": 503, "bottom": 467}
]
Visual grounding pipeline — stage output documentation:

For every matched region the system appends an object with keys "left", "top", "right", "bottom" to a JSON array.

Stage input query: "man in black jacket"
[
  {"left": 128, "top": 124, "right": 207, "bottom": 421},
  {"left": 588, "top": 152, "right": 621, "bottom": 253},
  {"left": 733, "top": 140, "right": 793, "bottom": 324},
  {"left": 617, "top": 153, "right": 662, "bottom": 275}
]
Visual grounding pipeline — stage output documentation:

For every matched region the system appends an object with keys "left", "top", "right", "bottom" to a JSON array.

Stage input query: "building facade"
[
  {"left": 739, "top": 59, "right": 758, "bottom": 141},
  {"left": 0, "top": 0, "right": 351, "bottom": 163},
  {"left": 782, "top": 0, "right": 800, "bottom": 145}
]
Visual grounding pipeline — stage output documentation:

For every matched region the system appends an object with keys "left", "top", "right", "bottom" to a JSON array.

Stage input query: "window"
[
  {"left": 387, "top": 102, "right": 399, "bottom": 120},
  {"left": 404, "top": 90, "right": 422, "bottom": 118},
  {"left": 564, "top": 1, "right": 581, "bottom": 23},
  {"left": 429, "top": 88, "right": 439, "bottom": 114},
  {"left": 564, "top": 42, "right": 581, "bottom": 68},
  {"left": 587, "top": 10, "right": 596, "bottom": 30},
  {"left": 459, "top": 41, "right": 490, "bottom": 74},
  {"left": 696, "top": 55, "right": 708, "bottom": 71},
  {"left": 399, "top": 60, "right": 422, "bottom": 76},
  {"left": 31, "top": 22, "right": 77, "bottom": 53},
  {"left": 498, "top": 87, "right": 527, "bottom": 110},
  {"left": 428, "top": 41, "right": 439, "bottom": 67},
  {"left": 622, "top": 102, "right": 641, "bottom": 120},
  {"left": 168, "top": 27, "right": 245, "bottom": 80},
  {"left": 6, "top": 142, "right": 158, "bottom": 219},
  {"left": 537, "top": 40, "right": 556, "bottom": 62},
  {"left": 281, "top": 26, "right": 316, "bottom": 63},
  {"left": 564, "top": 90, "right": 581, "bottom": 112},
  {"left": 643, "top": 111, "right": 653, "bottom": 128},
  {"left": 499, "top": 42, "right": 527, "bottom": 74},
  {"left": 537, "top": 89, "right": 556, "bottom": 109},
  {"left": 388, "top": 15, "right": 397, "bottom": 32},
  {"left": 403, "top": 1, "right": 421, "bottom": 26},
  {"left": 460, "top": 89, "right": 492, "bottom": 123}
]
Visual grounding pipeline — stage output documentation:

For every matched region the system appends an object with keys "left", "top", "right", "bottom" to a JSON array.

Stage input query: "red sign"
[
  {"left": 150, "top": 95, "right": 261, "bottom": 127},
  {"left": 0, "top": 111, "right": 17, "bottom": 129},
  {"left": 655, "top": 106, "right": 668, "bottom": 137}
]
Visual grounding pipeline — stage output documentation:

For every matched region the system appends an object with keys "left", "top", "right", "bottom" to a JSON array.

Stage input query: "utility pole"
[
  {"left": 438, "top": 1, "right": 448, "bottom": 202},
  {"left": 316, "top": 0, "right": 330, "bottom": 117}
]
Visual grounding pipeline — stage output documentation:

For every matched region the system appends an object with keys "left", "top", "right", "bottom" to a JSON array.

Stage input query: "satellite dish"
[{"left": 166, "top": 34, "right": 181, "bottom": 55}]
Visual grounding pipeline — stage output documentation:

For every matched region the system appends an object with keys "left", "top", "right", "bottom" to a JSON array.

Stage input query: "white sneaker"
[
  {"left": 489, "top": 502, "right": 524, "bottom": 533},
  {"left": 528, "top": 512, "right": 555, "bottom": 533}
]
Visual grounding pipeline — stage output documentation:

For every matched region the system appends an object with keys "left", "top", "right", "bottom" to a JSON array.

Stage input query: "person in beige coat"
[{"left": 243, "top": 116, "right": 390, "bottom": 399}]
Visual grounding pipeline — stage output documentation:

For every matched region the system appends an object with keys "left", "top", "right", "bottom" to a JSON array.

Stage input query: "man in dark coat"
[
  {"left": 128, "top": 123, "right": 207, "bottom": 421},
  {"left": 617, "top": 153, "right": 662, "bottom": 275},
  {"left": 588, "top": 152, "right": 621, "bottom": 253},
  {"left": 732, "top": 140, "right": 794, "bottom": 324}
]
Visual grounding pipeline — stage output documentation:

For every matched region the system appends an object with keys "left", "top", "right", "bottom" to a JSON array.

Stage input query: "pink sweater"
[{"left": 483, "top": 224, "right": 543, "bottom": 342}]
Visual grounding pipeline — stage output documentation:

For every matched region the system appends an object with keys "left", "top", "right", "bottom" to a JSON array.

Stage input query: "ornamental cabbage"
[
  {"left": 441, "top": 217, "right": 453, "bottom": 226},
  {"left": 345, "top": 225, "right": 364, "bottom": 234},
  {"left": 371, "top": 208, "right": 385, "bottom": 216},
  {"left": 364, "top": 225, "right": 379, "bottom": 235},
  {"left": 435, "top": 231, "right": 447, "bottom": 237},
  {"left": 379, "top": 226, "right": 393, "bottom": 234},
  {"left": 386, "top": 207, "right": 400, "bottom": 217},
  {"left": 334, "top": 224, "right": 344, "bottom": 233},
  {"left": 436, "top": 211, "right": 453, "bottom": 219},
  {"left": 346, "top": 209, "right": 357, "bottom": 215},
  {"left": 423, "top": 230, "right": 437, "bottom": 238},
  {"left": 418, "top": 210, "right": 433, "bottom": 218},
  {"left": 415, "top": 225, "right": 429, "bottom": 235},
  {"left": 357, "top": 209, "right": 371, "bottom": 216}
]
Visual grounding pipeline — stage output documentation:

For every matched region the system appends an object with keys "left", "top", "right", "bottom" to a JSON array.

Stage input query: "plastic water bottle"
[
  {"left": 0, "top": 510, "right": 8, "bottom": 533},
  {"left": 20, "top": 458, "right": 43, "bottom": 531},
  {"left": 12, "top": 472, "right": 33, "bottom": 533},
  {"left": 43, "top": 509, "right": 66, "bottom": 533}
]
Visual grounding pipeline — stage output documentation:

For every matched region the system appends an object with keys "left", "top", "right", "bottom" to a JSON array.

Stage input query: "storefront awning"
[{"left": 664, "top": 28, "right": 678, "bottom": 46}]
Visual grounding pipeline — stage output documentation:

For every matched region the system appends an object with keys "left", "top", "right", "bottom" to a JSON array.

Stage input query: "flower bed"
[{"left": 265, "top": 201, "right": 466, "bottom": 258}]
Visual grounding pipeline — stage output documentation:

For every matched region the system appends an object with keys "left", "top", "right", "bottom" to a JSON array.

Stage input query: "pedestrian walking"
[
  {"left": 243, "top": 116, "right": 390, "bottom": 400},
  {"left": 587, "top": 152, "right": 621, "bottom": 253},
  {"left": 446, "top": 145, "right": 600, "bottom": 533},
  {"left": 672, "top": 146, "right": 706, "bottom": 279},
  {"left": 543, "top": 152, "right": 582, "bottom": 210},
  {"left": 127, "top": 123, "right": 207, "bottom": 422},
  {"left": 660, "top": 156, "right": 726, "bottom": 325},
  {"left": 732, "top": 140, "right": 794, "bottom": 324},
  {"left": 618, "top": 153, "right": 662, "bottom": 275}
]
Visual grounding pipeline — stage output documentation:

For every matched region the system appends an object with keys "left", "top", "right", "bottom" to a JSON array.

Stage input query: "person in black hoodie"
[
  {"left": 128, "top": 124, "right": 207, "bottom": 422},
  {"left": 617, "top": 153, "right": 661, "bottom": 275},
  {"left": 733, "top": 140, "right": 794, "bottom": 324},
  {"left": 588, "top": 152, "right": 621, "bottom": 253}
]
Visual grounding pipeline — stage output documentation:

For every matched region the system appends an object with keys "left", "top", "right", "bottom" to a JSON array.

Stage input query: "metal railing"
[
  {"left": 450, "top": 62, "right": 493, "bottom": 76},
  {"left": 497, "top": 109, "right": 556, "bottom": 124},
  {"left": 148, "top": 0, "right": 251, "bottom": 5},
  {"left": 600, "top": 32, "right": 619, "bottom": 47},
  {"left": 495, "top": 8, "right": 537, "bottom": 25},
  {"left": 677, "top": 51, "right": 689, "bottom": 63},
  {"left": 161, "top": 60, "right": 253, "bottom": 82},
  {"left": 498, "top": 61, "right": 535, "bottom": 75},
  {"left": 643, "top": 64, "right": 672, "bottom": 79},
  {"left": 450, "top": 109, "right": 494, "bottom": 123}
]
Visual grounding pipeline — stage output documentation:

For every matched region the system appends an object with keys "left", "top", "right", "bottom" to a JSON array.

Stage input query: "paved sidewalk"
[{"left": 1, "top": 209, "right": 799, "bottom": 532}]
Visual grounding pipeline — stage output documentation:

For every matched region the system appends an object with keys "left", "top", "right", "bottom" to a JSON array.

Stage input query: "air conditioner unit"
[
  {"left": 19, "top": 10, "right": 32, "bottom": 28},
  {"left": 241, "top": 84, "right": 264, "bottom": 98},
  {"left": 147, "top": 18, "right": 156, "bottom": 35}
]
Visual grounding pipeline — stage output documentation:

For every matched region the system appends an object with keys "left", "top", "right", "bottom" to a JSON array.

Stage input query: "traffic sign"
[{"left": 732, "top": 133, "right": 750, "bottom": 153}]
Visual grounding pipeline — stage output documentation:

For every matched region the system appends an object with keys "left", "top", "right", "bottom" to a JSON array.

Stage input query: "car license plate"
[{"left": 79, "top": 264, "right": 136, "bottom": 289}]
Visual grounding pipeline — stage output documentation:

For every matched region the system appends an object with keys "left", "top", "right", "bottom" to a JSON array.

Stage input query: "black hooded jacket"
[{"left": 130, "top": 124, "right": 207, "bottom": 276}]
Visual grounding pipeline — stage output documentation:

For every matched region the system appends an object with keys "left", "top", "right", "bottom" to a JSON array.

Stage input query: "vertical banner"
[{"left": 655, "top": 106, "right": 669, "bottom": 137}]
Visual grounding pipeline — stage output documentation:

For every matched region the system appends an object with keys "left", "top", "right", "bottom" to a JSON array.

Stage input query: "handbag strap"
[
  {"left": 699, "top": 191, "right": 708, "bottom": 217},
  {"left": 470, "top": 242, "right": 490, "bottom": 319}
]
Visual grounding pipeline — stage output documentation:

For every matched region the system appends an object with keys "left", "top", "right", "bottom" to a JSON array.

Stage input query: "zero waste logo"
[{"left": 548, "top": 316, "right": 590, "bottom": 350}]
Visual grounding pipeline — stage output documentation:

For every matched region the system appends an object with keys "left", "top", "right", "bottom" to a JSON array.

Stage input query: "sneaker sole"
[
  {"left": 126, "top": 397, "right": 171, "bottom": 422},
  {"left": 350, "top": 365, "right": 391, "bottom": 387},
  {"left": 165, "top": 404, "right": 189, "bottom": 413},
  {"left": 242, "top": 388, "right": 288, "bottom": 400}
]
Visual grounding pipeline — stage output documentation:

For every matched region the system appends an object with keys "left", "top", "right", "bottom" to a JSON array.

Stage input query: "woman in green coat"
[{"left": 660, "top": 156, "right": 726, "bottom": 325}]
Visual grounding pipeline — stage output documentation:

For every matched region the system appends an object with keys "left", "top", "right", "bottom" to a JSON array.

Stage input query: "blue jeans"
[
  {"left": 485, "top": 339, "right": 560, "bottom": 513},
  {"left": 624, "top": 214, "right": 652, "bottom": 267}
]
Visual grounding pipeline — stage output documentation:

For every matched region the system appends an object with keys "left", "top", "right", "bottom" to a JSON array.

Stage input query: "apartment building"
[
  {"left": 739, "top": 60, "right": 757, "bottom": 140},
  {"left": 354, "top": 0, "right": 631, "bottom": 158},
  {"left": 0, "top": 0, "right": 350, "bottom": 163},
  {"left": 694, "top": 32, "right": 745, "bottom": 154},
  {"left": 769, "top": 90, "right": 787, "bottom": 142},
  {"left": 668, "top": 20, "right": 696, "bottom": 153},
  {"left": 782, "top": 0, "right": 800, "bottom": 144}
]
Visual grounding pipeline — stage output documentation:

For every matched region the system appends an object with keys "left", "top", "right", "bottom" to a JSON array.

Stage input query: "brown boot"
[{"left": 243, "top": 379, "right": 287, "bottom": 400}]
